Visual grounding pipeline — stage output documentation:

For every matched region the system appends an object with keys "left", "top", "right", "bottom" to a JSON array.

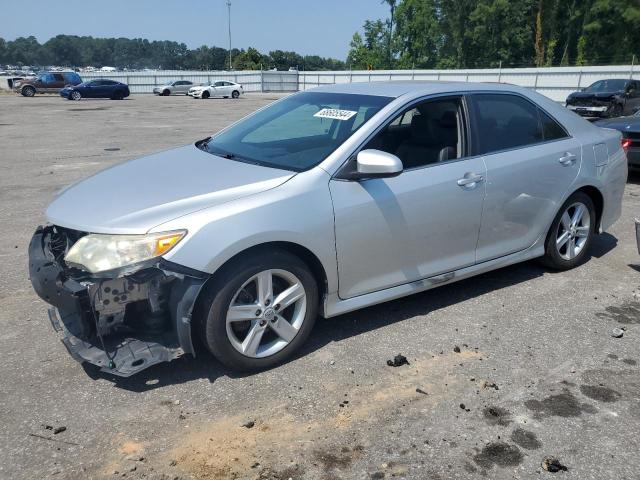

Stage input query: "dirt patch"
[
  {"left": 164, "top": 352, "right": 481, "bottom": 479},
  {"left": 510, "top": 428, "right": 542, "bottom": 450},
  {"left": 473, "top": 442, "right": 523, "bottom": 469},
  {"left": 524, "top": 390, "right": 594, "bottom": 418},
  {"left": 482, "top": 406, "right": 512, "bottom": 426},
  {"left": 579, "top": 385, "right": 622, "bottom": 403},
  {"left": 119, "top": 441, "right": 144, "bottom": 455},
  {"left": 596, "top": 301, "right": 640, "bottom": 324}
]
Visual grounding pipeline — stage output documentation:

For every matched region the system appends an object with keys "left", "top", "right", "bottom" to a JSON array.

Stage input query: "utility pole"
[{"left": 227, "top": 0, "right": 232, "bottom": 71}]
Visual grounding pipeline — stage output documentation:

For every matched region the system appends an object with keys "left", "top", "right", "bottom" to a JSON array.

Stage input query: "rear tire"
[
  {"left": 22, "top": 86, "right": 36, "bottom": 97},
  {"left": 202, "top": 90, "right": 210, "bottom": 99},
  {"left": 196, "top": 249, "right": 318, "bottom": 371},
  {"left": 540, "top": 192, "right": 595, "bottom": 270},
  {"left": 232, "top": 90, "right": 240, "bottom": 99}
]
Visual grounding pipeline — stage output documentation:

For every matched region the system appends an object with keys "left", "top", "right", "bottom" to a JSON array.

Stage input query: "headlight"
[{"left": 64, "top": 230, "right": 186, "bottom": 273}]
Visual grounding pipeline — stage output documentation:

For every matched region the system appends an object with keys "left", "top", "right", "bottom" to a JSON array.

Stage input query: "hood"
[
  {"left": 568, "top": 90, "right": 623, "bottom": 100},
  {"left": 46, "top": 144, "right": 295, "bottom": 234},
  {"left": 594, "top": 116, "right": 640, "bottom": 131}
]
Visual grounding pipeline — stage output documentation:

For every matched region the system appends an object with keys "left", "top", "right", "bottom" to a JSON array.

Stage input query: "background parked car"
[
  {"left": 595, "top": 109, "right": 640, "bottom": 170},
  {"left": 153, "top": 80, "right": 194, "bottom": 96},
  {"left": 566, "top": 79, "right": 640, "bottom": 118},
  {"left": 188, "top": 81, "right": 243, "bottom": 99},
  {"left": 12, "top": 71, "right": 82, "bottom": 97},
  {"left": 60, "top": 79, "right": 130, "bottom": 100}
]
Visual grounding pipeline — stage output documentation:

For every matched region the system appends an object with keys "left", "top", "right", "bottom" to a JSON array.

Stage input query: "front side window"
[
  {"left": 363, "top": 97, "right": 465, "bottom": 169},
  {"left": 199, "top": 92, "right": 392, "bottom": 171},
  {"left": 214, "top": 81, "right": 224, "bottom": 87}
]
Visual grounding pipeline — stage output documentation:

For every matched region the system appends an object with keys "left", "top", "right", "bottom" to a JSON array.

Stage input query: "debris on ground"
[
  {"left": 387, "top": 354, "right": 410, "bottom": 367},
  {"left": 482, "top": 381, "right": 499, "bottom": 390},
  {"left": 611, "top": 327, "right": 625, "bottom": 338},
  {"left": 453, "top": 345, "right": 461, "bottom": 353},
  {"left": 43, "top": 425, "right": 66, "bottom": 434},
  {"left": 542, "top": 457, "right": 568, "bottom": 472},
  {"left": 459, "top": 403, "right": 470, "bottom": 412},
  {"left": 241, "top": 419, "right": 255, "bottom": 429},
  {"left": 416, "top": 388, "right": 428, "bottom": 395}
]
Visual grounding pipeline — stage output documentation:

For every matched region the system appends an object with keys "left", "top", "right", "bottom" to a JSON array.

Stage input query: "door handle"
[
  {"left": 558, "top": 152, "right": 577, "bottom": 166},
  {"left": 457, "top": 172, "right": 484, "bottom": 188}
]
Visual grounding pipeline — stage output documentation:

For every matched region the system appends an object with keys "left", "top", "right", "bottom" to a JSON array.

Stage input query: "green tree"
[{"left": 394, "top": 0, "right": 441, "bottom": 68}]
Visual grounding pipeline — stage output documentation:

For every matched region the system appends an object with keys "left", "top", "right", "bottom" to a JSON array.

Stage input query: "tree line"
[
  {"left": 347, "top": 0, "right": 640, "bottom": 70},
  {"left": 0, "top": 35, "right": 345, "bottom": 71}
]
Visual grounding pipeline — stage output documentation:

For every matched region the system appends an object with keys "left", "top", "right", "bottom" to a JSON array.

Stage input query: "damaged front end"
[{"left": 28, "top": 225, "right": 209, "bottom": 377}]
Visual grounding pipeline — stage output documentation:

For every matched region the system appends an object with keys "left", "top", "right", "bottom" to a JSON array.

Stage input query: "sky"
[{"left": 1, "top": 0, "right": 390, "bottom": 60}]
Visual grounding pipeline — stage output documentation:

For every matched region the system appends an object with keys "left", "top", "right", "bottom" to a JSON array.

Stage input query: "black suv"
[{"left": 566, "top": 79, "right": 640, "bottom": 118}]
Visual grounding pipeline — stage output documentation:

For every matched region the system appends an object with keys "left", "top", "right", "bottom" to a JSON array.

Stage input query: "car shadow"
[
  {"left": 628, "top": 170, "right": 640, "bottom": 185},
  {"left": 98, "top": 233, "right": 618, "bottom": 392}
]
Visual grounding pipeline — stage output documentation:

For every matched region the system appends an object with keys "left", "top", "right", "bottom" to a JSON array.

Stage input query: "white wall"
[
  {"left": 299, "top": 65, "right": 638, "bottom": 102},
  {"left": 75, "top": 65, "right": 638, "bottom": 101}
]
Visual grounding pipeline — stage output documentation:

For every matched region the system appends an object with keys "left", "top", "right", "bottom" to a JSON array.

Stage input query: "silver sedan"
[
  {"left": 153, "top": 80, "right": 194, "bottom": 96},
  {"left": 29, "top": 81, "right": 626, "bottom": 376}
]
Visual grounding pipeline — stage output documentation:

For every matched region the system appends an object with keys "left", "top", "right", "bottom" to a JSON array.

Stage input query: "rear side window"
[
  {"left": 470, "top": 94, "right": 542, "bottom": 154},
  {"left": 63, "top": 72, "right": 81, "bottom": 83},
  {"left": 538, "top": 109, "right": 568, "bottom": 141}
]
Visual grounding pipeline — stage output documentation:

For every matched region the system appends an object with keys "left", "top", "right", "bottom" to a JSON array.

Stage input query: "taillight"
[{"left": 622, "top": 138, "right": 632, "bottom": 150}]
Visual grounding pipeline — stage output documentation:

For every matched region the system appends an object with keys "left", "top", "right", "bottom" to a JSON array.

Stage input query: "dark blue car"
[{"left": 60, "top": 79, "right": 130, "bottom": 100}]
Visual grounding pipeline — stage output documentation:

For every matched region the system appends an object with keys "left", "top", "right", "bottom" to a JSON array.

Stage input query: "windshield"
[
  {"left": 199, "top": 92, "right": 393, "bottom": 171},
  {"left": 585, "top": 80, "right": 628, "bottom": 92}
]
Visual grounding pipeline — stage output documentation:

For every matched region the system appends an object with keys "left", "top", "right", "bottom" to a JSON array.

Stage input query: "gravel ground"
[{"left": 1, "top": 93, "right": 639, "bottom": 480}]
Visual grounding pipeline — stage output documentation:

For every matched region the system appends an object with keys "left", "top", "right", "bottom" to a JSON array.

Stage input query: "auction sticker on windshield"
[{"left": 314, "top": 108, "right": 358, "bottom": 121}]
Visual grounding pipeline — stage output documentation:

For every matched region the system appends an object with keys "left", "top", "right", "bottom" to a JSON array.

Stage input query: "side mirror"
[{"left": 354, "top": 149, "right": 403, "bottom": 179}]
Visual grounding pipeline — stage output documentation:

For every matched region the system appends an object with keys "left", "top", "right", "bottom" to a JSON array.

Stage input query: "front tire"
[
  {"left": 22, "top": 86, "right": 36, "bottom": 97},
  {"left": 202, "top": 90, "right": 210, "bottom": 99},
  {"left": 162, "top": 89, "right": 170, "bottom": 96},
  {"left": 70, "top": 91, "right": 82, "bottom": 101},
  {"left": 197, "top": 249, "right": 318, "bottom": 371},
  {"left": 540, "top": 192, "right": 595, "bottom": 270}
]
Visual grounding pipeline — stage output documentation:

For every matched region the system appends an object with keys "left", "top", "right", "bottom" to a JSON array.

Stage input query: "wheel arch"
[
  {"left": 193, "top": 241, "right": 329, "bottom": 322},
  {"left": 574, "top": 185, "right": 604, "bottom": 231}
]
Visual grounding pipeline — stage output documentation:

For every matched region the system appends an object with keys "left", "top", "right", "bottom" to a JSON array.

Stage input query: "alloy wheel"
[
  {"left": 71, "top": 91, "right": 81, "bottom": 101},
  {"left": 555, "top": 201, "right": 590, "bottom": 261},
  {"left": 226, "top": 269, "right": 306, "bottom": 358}
]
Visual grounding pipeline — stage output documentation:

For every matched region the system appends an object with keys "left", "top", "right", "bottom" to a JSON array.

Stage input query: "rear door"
[{"left": 467, "top": 93, "right": 581, "bottom": 262}]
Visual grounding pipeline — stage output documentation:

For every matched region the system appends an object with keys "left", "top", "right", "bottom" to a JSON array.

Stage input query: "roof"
[{"left": 310, "top": 80, "right": 528, "bottom": 98}]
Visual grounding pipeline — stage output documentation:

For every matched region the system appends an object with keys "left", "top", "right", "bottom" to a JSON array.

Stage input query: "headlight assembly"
[{"left": 64, "top": 230, "right": 186, "bottom": 273}]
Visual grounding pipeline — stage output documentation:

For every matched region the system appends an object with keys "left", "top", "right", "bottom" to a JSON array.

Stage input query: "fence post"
[
  {"left": 333, "top": 73, "right": 336, "bottom": 85},
  {"left": 498, "top": 61, "right": 502, "bottom": 82},
  {"left": 631, "top": 55, "right": 636, "bottom": 80},
  {"left": 577, "top": 69, "right": 583, "bottom": 89},
  {"left": 261, "top": 70, "right": 264, "bottom": 93},
  {"left": 534, "top": 71, "right": 539, "bottom": 89}
]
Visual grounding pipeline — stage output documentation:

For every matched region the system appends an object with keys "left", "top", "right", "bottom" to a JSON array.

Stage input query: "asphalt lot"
[{"left": 1, "top": 93, "right": 640, "bottom": 480}]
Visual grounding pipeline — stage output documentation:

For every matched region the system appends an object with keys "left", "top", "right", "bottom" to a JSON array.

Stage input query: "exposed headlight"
[
  {"left": 14, "top": 81, "right": 21, "bottom": 87},
  {"left": 64, "top": 230, "right": 186, "bottom": 273}
]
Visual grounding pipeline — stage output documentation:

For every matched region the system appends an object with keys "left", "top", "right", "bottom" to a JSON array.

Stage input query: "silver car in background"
[
  {"left": 28, "top": 81, "right": 626, "bottom": 376},
  {"left": 153, "top": 80, "right": 194, "bottom": 96}
]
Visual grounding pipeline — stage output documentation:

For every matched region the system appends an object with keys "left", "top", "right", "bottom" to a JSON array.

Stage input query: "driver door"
[{"left": 329, "top": 96, "right": 487, "bottom": 298}]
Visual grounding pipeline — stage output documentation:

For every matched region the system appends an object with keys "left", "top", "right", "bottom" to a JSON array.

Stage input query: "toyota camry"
[{"left": 29, "top": 82, "right": 626, "bottom": 376}]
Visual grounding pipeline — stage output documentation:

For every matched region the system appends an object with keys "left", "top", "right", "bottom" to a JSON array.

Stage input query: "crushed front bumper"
[{"left": 28, "top": 225, "right": 209, "bottom": 377}]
